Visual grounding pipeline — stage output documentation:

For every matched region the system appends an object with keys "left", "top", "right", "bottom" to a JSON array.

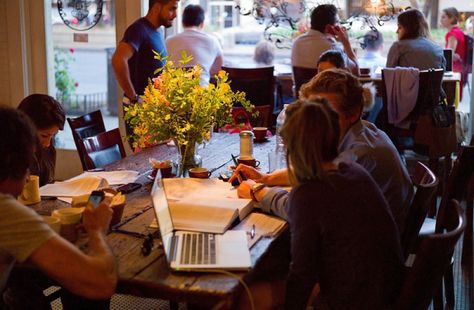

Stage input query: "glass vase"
[{"left": 176, "top": 140, "right": 202, "bottom": 177}]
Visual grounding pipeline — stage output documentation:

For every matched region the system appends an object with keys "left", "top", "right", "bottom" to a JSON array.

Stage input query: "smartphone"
[
  {"left": 325, "top": 24, "right": 337, "bottom": 35},
  {"left": 117, "top": 182, "right": 142, "bottom": 194},
  {"left": 88, "top": 190, "right": 105, "bottom": 209}
]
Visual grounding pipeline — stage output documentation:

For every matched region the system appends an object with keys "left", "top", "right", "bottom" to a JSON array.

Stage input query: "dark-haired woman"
[
  {"left": 18, "top": 94, "right": 65, "bottom": 186},
  {"left": 282, "top": 99, "right": 405, "bottom": 309},
  {"left": 386, "top": 9, "right": 445, "bottom": 70}
]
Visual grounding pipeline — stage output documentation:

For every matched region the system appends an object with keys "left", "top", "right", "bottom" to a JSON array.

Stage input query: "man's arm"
[
  {"left": 112, "top": 42, "right": 137, "bottom": 100},
  {"left": 334, "top": 27, "right": 359, "bottom": 75},
  {"left": 27, "top": 201, "right": 117, "bottom": 300}
]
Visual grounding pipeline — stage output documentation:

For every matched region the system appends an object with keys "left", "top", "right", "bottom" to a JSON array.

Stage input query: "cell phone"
[
  {"left": 325, "top": 24, "right": 337, "bottom": 35},
  {"left": 117, "top": 182, "right": 142, "bottom": 194},
  {"left": 88, "top": 190, "right": 105, "bottom": 209}
]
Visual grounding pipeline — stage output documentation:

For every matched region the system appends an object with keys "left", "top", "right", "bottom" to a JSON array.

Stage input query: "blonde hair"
[
  {"left": 280, "top": 99, "right": 340, "bottom": 185},
  {"left": 299, "top": 68, "right": 374, "bottom": 116}
]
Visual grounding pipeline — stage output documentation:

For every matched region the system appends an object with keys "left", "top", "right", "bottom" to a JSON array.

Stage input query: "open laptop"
[
  {"left": 151, "top": 173, "right": 251, "bottom": 271},
  {"left": 443, "top": 49, "right": 453, "bottom": 76}
]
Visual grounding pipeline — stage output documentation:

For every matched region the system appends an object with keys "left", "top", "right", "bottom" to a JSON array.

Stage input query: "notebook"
[{"left": 151, "top": 174, "right": 251, "bottom": 271}]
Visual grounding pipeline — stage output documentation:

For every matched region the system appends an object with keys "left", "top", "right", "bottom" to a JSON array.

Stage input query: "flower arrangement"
[
  {"left": 54, "top": 47, "right": 78, "bottom": 98},
  {"left": 124, "top": 52, "right": 254, "bottom": 175}
]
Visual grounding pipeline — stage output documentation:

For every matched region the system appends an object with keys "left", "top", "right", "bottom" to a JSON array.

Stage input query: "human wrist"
[{"left": 250, "top": 183, "right": 266, "bottom": 202}]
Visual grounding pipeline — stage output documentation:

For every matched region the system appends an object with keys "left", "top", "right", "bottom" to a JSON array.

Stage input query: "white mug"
[{"left": 18, "top": 175, "right": 41, "bottom": 205}]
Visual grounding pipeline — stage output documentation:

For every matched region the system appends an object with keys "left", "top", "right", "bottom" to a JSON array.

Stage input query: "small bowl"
[
  {"left": 52, "top": 208, "right": 84, "bottom": 225},
  {"left": 188, "top": 167, "right": 211, "bottom": 179}
]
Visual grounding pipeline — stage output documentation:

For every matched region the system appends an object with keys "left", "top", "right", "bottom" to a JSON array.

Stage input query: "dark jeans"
[{"left": 3, "top": 266, "right": 110, "bottom": 310}]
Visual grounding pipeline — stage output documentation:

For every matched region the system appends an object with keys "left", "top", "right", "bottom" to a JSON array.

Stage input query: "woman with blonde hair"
[
  {"left": 281, "top": 99, "right": 404, "bottom": 309},
  {"left": 386, "top": 9, "right": 445, "bottom": 70}
]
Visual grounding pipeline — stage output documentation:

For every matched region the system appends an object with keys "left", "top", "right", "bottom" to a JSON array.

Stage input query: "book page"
[
  {"left": 170, "top": 202, "right": 238, "bottom": 234},
  {"left": 39, "top": 176, "right": 108, "bottom": 197},
  {"left": 163, "top": 178, "right": 253, "bottom": 220}
]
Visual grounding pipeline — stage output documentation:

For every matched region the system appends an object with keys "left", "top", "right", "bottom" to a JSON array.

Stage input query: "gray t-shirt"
[
  {"left": 0, "top": 193, "right": 55, "bottom": 293},
  {"left": 386, "top": 37, "right": 446, "bottom": 70}
]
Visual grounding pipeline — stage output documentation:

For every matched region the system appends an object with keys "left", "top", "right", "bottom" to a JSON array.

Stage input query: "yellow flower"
[{"left": 123, "top": 53, "right": 254, "bottom": 149}]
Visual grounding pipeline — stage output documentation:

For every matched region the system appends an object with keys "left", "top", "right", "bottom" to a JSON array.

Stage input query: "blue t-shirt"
[{"left": 121, "top": 17, "right": 167, "bottom": 95}]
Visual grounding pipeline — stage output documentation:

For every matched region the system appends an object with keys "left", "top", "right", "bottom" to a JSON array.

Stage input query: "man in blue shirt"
[{"left": 112, "top": 0, "right": 179, "bottom": 136}]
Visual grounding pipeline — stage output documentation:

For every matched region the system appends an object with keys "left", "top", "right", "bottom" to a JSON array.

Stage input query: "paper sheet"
[
  {"left": 69, "top": 170, "right": 139, "bottom": 185},
  {"left": 39, "top": 176, "right": 108, "bottom": 197}
]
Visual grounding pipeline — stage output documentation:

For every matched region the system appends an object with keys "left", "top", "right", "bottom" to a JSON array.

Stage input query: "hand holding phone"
[{"left": 88, "top": 190, "right": 105, "bottom": 209}]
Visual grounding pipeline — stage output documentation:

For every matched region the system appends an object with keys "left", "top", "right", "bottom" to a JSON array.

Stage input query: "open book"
[
  {"left": 39, "top": 176, "right": 109, "bottom": 198},
  {"left": 163, "top": 178, "right": 253, "bottom": 234}
]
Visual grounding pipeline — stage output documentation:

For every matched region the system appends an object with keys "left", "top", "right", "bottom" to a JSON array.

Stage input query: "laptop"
[
  {"left": 443, "top": 49, "right": 453, "bottom": 75},
  {"left": 151, "top": 173, "right": 251, "bottom": 271}
]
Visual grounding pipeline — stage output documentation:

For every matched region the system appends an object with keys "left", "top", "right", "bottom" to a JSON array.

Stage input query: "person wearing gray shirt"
[
  {"left": 386, "top": 9, "right": 445, "bottom": 70},
  {"left": 230, "top": 69, "right": 414, "bottom": 234}
]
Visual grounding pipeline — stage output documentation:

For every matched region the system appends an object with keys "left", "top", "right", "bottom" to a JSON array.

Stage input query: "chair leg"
[
  {"left": 428, "top": 157, "right": 440, "bottom": 218},
  {"left": 462, "top": 182, "right": 474, "bottom": 265},
  {"left": 444, "top": 264, "right": 455, "bottom": 309},
  {"left": 433, "top": 281, "right": 444, "bottom": 310}
]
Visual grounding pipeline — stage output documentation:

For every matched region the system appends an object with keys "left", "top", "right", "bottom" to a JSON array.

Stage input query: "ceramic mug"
[
  {"left": 238, "top": 158, "right": 260, "bottom": 167},
  {"left": 52, "top": 208, "right": 84, "bottom": 242},
  {"left": 253, "top": 127, "right": 267, "bottom": 141},
  {"left": 188, "top": 167, "right": 211, "bottom": 179},
  {"left": 18, "top": 175, "right": 41, "bottom": 205}
]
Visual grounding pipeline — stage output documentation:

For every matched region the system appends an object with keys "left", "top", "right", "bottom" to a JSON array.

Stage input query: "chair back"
[
  {"left": 292, "top": 66, "right": 317, "bottom": 99},
  {"left": 394, "top": 199, "right": 465, "bottom": 310},
  {"left": 435, "top": 145, "right": 474, "bottom": 232},
  {"left": 379, "top": 69, "right": 457, "bottom": 157},
  {"left": 80, "top": 128, "right": 126, "bottom": 170},
  {"left": 67, "top": 110, "right": 106, "bottom": 170},
  {"left": 401, "top": 162, "right": 438, "bottom": 260}
]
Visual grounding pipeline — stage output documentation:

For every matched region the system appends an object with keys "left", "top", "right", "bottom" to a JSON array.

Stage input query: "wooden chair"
[
  {"left": 222, "top": 66, "right": 275, "bottom": 128},
  {"left": 80, "top": 128, "right": 126, "bottom": 170},
  {"left": 292, "top": 66, "right": 317, "bottom": 99},
  {"left": 379, "top": 68, "right": 457, "bottom": 199},
  {"left": 401, "top": 162, "right": 438, "bottom": 261},
  {"left": 67, "top": 110, "right": 106, "bottom": 170},
  {"left": 394, "top": 199, "right": 465, "bottom": 310}
]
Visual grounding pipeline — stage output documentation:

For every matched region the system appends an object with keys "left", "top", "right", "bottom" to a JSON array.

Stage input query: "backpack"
[{"left": 464, "top": 33, "right": 473, "bottom": 72}]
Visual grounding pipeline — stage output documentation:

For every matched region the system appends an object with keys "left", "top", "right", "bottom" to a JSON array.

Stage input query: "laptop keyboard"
[{"left": 180, "top": 233, "right": 216, "bottom": 265}]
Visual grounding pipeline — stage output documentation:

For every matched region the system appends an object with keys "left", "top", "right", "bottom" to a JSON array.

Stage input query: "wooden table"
[{"left": 33, "top": 133, "right": 290, "bottom": 308}]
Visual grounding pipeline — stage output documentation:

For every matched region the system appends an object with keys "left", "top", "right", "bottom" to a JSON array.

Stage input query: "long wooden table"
[{"left": 32, "top": 133, "right": 289, "bottom": 308}]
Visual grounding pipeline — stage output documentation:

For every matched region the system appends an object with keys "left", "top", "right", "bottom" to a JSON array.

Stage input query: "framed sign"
[{"left": 57, "top": 0, "right": 103, "bottom": 31}]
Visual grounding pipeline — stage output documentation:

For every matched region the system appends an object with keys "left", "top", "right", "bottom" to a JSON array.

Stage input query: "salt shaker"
[{"left": 239, "top": 131, "right": 254, "bottom": 159}]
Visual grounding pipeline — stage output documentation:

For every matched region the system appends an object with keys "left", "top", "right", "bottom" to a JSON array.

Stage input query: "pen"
[{"left": 231, "top": 154, "right": 247, "bottom": 182}]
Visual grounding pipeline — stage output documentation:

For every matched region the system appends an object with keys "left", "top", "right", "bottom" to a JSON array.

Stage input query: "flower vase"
[{"left": 177, "top": 140, "right": 202, "bottom": 177}]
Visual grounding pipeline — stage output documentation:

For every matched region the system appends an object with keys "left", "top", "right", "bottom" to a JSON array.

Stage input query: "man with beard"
[{"left": 112, "top": 0, "right": 179, "bottom": 136}]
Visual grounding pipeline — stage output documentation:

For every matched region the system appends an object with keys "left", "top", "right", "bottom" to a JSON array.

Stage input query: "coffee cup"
[
  {"left": 238, "top": 157, "right": 260, "bottom": 167},
  {"left": 52, "top": 208, "right": 84, "bottom": 242},
  {"left": 18, "top": 175, "right": 41, "bottom": 205},
  {"left": 253, "top": 127, "right": 267, "bottom": 141},
  {"left": 188, "top": 167, "right": 211, "bottom": 179},
  {"left": 41, "top": 215, "right": 61, "bottom": 234}
]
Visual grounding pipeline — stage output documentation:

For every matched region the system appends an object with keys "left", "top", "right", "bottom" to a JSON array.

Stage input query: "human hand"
[
  {"left": 228, "top": 164, "right": 266, "bottom": 184},
  {"left": 237, "top": 180, "right": 257, "bottom": 199},
  {"left": 333, "top": 25, "right": 349, "bottom": 43},
  {"left": 83, "top": 196, "right": 113, "bottom": 234}
]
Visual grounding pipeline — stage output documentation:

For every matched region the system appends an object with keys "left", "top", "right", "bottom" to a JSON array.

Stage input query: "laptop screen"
[
  {"left": 443, "top": 49, "right": 453, "bottom": 72},
  {"left": 151, "top": 173, "right": 174, "bottom": 261}
]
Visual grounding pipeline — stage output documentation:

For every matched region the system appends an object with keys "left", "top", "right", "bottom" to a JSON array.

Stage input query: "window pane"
[{"left": 50, "top": 0, "right": 117, "bottom": 149}]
